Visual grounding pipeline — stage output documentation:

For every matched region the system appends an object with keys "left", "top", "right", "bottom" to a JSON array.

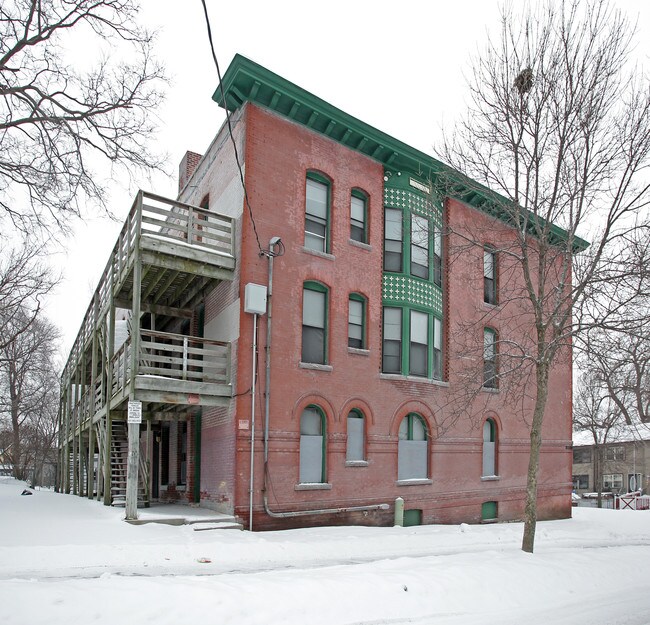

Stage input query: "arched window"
[
  {"left": 397, "top": 413, "right": 428, "bottom": 480},
  {"left": 300, "top": 406, "right": 326, "bottom": 483},
  {"left": 484, "top": 245, "right": 497, "bottom": 305},
  {"left": 302, "top": 282, "right": 328, "bottom": 364},
  {"left": 483, "top": 328, "right": 497, "bottom": 388},
  {"left": 305, "top": 172, "right": 331, "bottom": 253},
  {"left": 482, "top": 418, "right": 497, "bottom": 477},
  {"left": 346, "top": 409, "right": 365, "bottom": 462},
  {"left": 350, "top": 189, "right": 368, "bottom": 243},
  {"left": 348, "top": 293, "right": 366, "bottom": 349}
]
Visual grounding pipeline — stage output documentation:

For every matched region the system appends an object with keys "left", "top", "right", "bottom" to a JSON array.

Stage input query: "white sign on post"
[{"left": 127, "top": 400, "right": 142, "bottom": 424}]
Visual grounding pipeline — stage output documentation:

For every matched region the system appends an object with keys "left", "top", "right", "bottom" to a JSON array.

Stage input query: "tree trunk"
[{"left": 522, "top": 361, "right": 550, "bottom": 553}]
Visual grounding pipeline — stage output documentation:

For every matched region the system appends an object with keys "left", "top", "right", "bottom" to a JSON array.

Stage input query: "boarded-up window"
[
  {"left": 300, "top": 406, "right": 325, "bottom": 483},
  {"left": 398, "top": 414, "right": 428, "bottom": 480},
  {"left": 346, "top": 410, "right": 365, "bottom": 462},
  {"left": 482, "top": 419, "right": 497, "bottom": 477}
]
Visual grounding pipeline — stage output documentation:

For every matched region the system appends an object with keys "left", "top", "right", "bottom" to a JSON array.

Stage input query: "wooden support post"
[
  {"left": 87, "top": 419, "right": 95, "bottom": 499},
  {"left": 125, "top": 420, "right": 140, "bottom": 520},
  {"left": 103, "top": 412, "right": 112, "bottom": 506},
  {"left": 125, "top": 193, "right": 143, "bottom": 520}
]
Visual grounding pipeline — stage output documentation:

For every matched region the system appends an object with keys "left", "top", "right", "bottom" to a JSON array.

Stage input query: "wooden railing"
[
  {"left": 111, "top": 329, "right": 230, "bottom": 397},
  {"left": 61, "top": 190, "right": 235, "bottom": 388}
]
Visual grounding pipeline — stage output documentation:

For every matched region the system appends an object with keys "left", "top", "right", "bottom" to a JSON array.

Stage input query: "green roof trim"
[{"left": 213, "top": 54, "right": 589, "bottom": 253}]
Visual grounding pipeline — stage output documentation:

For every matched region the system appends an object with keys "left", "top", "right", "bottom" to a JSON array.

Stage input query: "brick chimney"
[{"left": 178, "top": 151, "right": 203, "bottom": 194}]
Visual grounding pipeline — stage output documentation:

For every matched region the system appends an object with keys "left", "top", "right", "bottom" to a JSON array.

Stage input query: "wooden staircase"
[{"left": 110, "top": 420, "right": 148, "bottom": 507}]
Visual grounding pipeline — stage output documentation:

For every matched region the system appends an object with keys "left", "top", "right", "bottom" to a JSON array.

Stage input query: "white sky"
[
  {"left": 3, "top": 476, "right": 650, "bottom": 625},
  {"left": 46, "top": 0, "right": 650, "bottom": 357}
]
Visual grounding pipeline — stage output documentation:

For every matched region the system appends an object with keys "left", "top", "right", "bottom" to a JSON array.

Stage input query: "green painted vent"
[
  {"left": 482, "top": 501, "right": 498, "bottom": 521},
  {"left": 403, "top": 509, "right": 423, "bottom": 527}
]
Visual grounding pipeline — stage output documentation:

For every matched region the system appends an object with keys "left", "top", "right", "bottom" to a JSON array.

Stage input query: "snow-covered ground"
[{"left": 1, "top": 477, "right": 650, "bottom": 625}]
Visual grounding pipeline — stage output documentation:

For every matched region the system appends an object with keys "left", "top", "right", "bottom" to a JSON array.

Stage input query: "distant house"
[
  {"left": 572, "top": 425, "right": 650, "bottom": 495},
  {"left": 57, "top": 54, "right": 576, "bottom": 529}
]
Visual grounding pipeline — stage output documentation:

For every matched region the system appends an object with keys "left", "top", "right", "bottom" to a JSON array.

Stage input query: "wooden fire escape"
[{"left": 57, "top": 191, "right": 235, "bottom": 506}]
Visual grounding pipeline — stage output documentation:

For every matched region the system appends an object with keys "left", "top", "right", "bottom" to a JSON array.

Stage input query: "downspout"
[{"left": 261, "top": 237, "right": 389, "bottom": 519}]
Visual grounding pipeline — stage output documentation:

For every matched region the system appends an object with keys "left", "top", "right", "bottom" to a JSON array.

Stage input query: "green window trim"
[
  {"left": 398, "top": 413, "right": 428, "bottom": 441},
  {"left": 350, "top": 188, "right": 368, "bottom": 244},
  {"left": 346, "top": 409, "right": 365, "bottom": 462},
  {"left": 302, "top": 281, "right": 329, "bottom": 365},
  {"left": 305, "top": 171, "right": 331, "bottom": 253},
  {"left": 348, "top": 292, "right": 366, "bottom": 349},
  {"left": 382, "top": 306, "right": 443, "bottom": 380},
  {"left": 484, "top": 245, "right": 497, "bottom": 305},
  {"left": 483, "top": 328, "right": 497, "bottom": 388},
  {"left": 384, "top": 207, "right": 403, "bottom": 272},
  {"left": 482, "top": 418, "right": 497, "bottom": 477},
  {"left": 300, "top": 405, "right": 327, "bottom": 483}
]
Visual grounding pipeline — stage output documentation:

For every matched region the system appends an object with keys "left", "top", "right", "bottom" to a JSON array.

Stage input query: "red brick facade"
[{"left": 173, "top": 100, "right": 573, "bottom": 529}]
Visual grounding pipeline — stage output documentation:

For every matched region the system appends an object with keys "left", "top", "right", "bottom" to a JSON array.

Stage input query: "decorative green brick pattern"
[
  {"left": 383, "top": 274, "right": 442, "bottom": 316},
  {"left": 384, "top": 187, "right": 442, "bottom": 226}
]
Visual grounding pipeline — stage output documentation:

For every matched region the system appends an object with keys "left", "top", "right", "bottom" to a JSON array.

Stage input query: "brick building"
[
  {"left": 58, "top": 55, "right": 574, "bottom": 529},
  {"left": 572, "top": 425, "right": 650, "bottom": 496}
]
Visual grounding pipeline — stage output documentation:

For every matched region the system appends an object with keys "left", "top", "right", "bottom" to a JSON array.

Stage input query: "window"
[
  {"left": 433, "top": 226, "right": 442, "bottom": 287},
  {"left": 572, "top": 447, "right": 592, "bottom": 464},
  {"left": 302, "top": 283, "right": 327, "bottom": 364},
  {"left": 350, "top": 190, "right": 367, "bottom": 243},
  {"left": 305, "top": 175, "right": 329, "bottom": 252},
  {"left": 482, "top": 501, "right": 498, "bottom": 521},
  {"left": 346, "top": 410, "right": 365, "bottom": 462},
  {"left": 383, "top": 308, "right": 443, "bottom": 380},
  {"left": 348, "top": 294, "right": 365, "bottom": 349},
  {"left": 409, "top": 310, "right": 428, "bottom": 377},
  {"left": 398, "top": 413, "right": 428, "bottom": 480},
  {"left": 573, "top": 475, "right": 589, "bottom": 490},
  {"left": 483, "top": 328, "right": 497, "bottom": 388},
  {"left": 300, "top": 406, "right": 326, "bottom": 483},
  {"left": 628, "top": 473, "right": 642, "bottom": 492},
  {"left": 606, "top": 445, "right": 625, "bottom": 461},
  {"left": 384, "top": 208, "right": 403, "bottom": 272},
  {"left": 603, "top": 473, "right": 623, "bottom": 491},
  {"left": 484, "top": 246, "right": 497, "bottom": 305},
  {"left": 410, "top": 215, "right": 429, "bottom": 279},
  {"left": 482, "top": 419, "right": 497, "bottom": 477},
  {"left": 382, "top": 307, "right": 402, "bottom": 374},
  {"left": 433, "top": 318, "right": 442, "bottom": 379}
]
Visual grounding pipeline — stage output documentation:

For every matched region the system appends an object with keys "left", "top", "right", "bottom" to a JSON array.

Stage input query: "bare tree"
[
  {"left": 0, "top": 309, "right": 60, "bottom": 481},
  {"left": 438, "top": 0, "right": 650, "bottom": 552},
  {"left": 0, "top": 241, "right": 56, "bottom": 351},
  {"left": 0, "top": 0, "right": 166, "bottom": 235}
]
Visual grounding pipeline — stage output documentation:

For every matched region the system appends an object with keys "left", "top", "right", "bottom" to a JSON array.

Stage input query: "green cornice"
[{"left": 214, "top": 54, "right": 588, "bottom": 253}]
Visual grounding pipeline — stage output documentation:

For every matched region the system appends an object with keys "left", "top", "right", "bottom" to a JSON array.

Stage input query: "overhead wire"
[{"left": 200, "top": 0, "right": 264, "bottom": 256}]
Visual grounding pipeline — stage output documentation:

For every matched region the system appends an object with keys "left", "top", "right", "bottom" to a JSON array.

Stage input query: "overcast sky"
[{"left": 48, "top": 0, "right": 650, "bottom": 357}]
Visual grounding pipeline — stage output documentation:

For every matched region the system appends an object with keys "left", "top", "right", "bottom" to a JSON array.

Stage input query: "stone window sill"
[
  {"left": 301, "top": 247, "right": 335, "bottom": 261},
  {"left": 481, "top": 386, "right": 499, "bottom": 394},
  {"left": 481, "top": 475, "right": 500, "bottom": 482},
  {"left": 348, "top": 239, "right": 372, "bottom": 252},
  {"left": 380, "top": 374, "right": 449, "bottom": 387},
  {"left": 299, "top": 362, "right": 333, "bottom": 372},
  {"left": 345, "top": 460, "right": 369, "bottom": 467},
  {"left": 295, "top": 483, "right": 332, "bottom": 491},
  {"left": 348, "top": 347, "right": 370, "bottom": 357},
  {"left": 396, "top": 478, "right": 432, "bottom": 486}
]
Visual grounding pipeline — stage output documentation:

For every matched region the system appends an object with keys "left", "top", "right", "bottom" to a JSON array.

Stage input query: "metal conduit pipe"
[{"left": 262, "top": 237, "right": 390, "bottom": 520}]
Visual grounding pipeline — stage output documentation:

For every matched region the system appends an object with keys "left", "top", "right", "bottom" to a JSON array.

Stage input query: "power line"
[{"left": 200, "top": 0, "right": 264, "bottom": 255}]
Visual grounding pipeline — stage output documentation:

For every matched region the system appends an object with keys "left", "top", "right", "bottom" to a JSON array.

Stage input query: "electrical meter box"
[{"left": 244, "top": 283, "right": 268, "bottom": 315}]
